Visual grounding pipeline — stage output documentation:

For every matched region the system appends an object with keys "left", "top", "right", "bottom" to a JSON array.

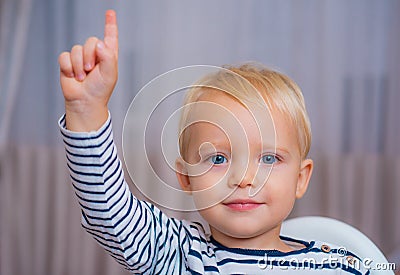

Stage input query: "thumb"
[{"left": 96, "top": 40, "right": 117, "bottom": 80}]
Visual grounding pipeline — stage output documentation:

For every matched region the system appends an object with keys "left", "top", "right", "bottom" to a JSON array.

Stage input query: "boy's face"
[{"left": 176, "top": 91, "right": 313, "bottom": 249}]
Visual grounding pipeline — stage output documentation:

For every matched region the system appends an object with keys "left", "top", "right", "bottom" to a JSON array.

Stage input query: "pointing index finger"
[{"left": 104, "top": 10, "right": 118, "bottom": 57}]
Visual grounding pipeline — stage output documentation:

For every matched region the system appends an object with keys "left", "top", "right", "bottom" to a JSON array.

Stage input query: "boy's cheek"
[
  {"left": 264, "top": 179, "right": 298, "bottom": 202},
  {"left": 188, "top": 169, "right": 227, "bottom": 190},
  {"left": 185, "top": 159, "right": 230, "bottom": 178},
  {"left": 190, "top": 177, "right": 232, "bottom": 209},
  {"left": 190, "top": 175, "right": 228, "bottom": 192}
]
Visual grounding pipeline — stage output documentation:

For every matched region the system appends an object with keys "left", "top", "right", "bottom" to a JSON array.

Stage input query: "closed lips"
[{"left": 223, "top": 200, "right": 263, "bottom": 211}]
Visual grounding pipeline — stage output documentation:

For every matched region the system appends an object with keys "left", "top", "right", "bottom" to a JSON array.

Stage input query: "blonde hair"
[{"left": 178, "top": 63, "right": 312, "bottom": 160}]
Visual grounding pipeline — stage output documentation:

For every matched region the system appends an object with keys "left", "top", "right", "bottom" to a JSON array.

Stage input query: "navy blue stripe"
[
  {"left": 69, "top": 160, "right": 122, "bottom": 187},
  {"left": 71, "top": 165, "right": 122, "bottom": 195},
  {"left": 154, "top": 232, "right": 165, "bottom": 267},
  {"left": 82, "top": 195, "right": 137, "bottom": 239},
  {"left": 204, "top": 265, "right": 219, "bottom": 272},
  {"left": 217, "top": 258, "right": 259, "bottom": 266},
  {"left": 72, "top": 181, "right": 107, "bottom": 195},
  {"left": 82, "top": 203, "right": 156, "bottom": 270},
  {"left": 59, "top": 115, "right": 66, "bottom": 126},
  {"left": 84, "top": 185, "right": 130, "bottom": 222},
  {"left": 77, "top": 177, "right": 127, "bottom": 206},
  {"left": 60, "top": 116, "right": 112, "bottom": 140},
  {"left": 90, "top": 237, "right": 128, "bottom": 263},
  {"left": 135, "top": 238, "right": 152, "bottom": 271},
  {"left": 186, "top": 269, "right": 203, "bottom": 275},
  {"left": 66, "top": 145, "right": 115, "bottom": 167},
  {"left": 103, "top": 158, "right": 122, "bottom": 182},
  {"left": 70, "top": 174, "right": 103, "bottom": 185},
  {"left": 211, "top": 235, "right": 316, "bottom": 257},
  {"left": 90, "top": 233, "right": 155, "bottom": 273},
  {"left": 82, "top": 195, "right": 134, "bottom": 229},
  {"left": 165, "top": 248, "right": 176, "bottom": 274},
  {"left": 125, "top": 211, "right": 153, "bottom": 261},
  {"left": 63, "top": 130, "right": 112, "bottom": 149},
  {"left": 68, "top": 163, "right": 103, "bottom": 177},
  {"left": 71, "top": 166, "right": 122, "bottom": 196},
  {"left": 125, "top": 205, "right": 153, "bottom": 255},
  {"left": 65, "top": 139, "right": 113, "bottom": 158},
  {"left": 188, "top": 249, "right": 202, "bottom": 260},
  {"left": 76, "top": 183, "right": 128, "bottom": 214},
  {"left": 189, "top": 229, "right": 208, "bottom": 244}
]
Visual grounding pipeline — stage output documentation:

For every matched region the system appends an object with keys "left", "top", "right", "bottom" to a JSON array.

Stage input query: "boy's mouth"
[{"left": 222, "top": 199, "right": 263, "bottom": 211}]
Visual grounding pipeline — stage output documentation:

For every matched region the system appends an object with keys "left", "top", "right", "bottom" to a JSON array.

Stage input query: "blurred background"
[{"left": 1, "top": 0, "right": 399, "bottom": 274}]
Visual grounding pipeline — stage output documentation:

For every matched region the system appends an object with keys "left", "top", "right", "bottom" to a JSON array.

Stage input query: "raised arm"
[
  {"left": 58, "top": 10, "right": 118, "bottom": 132},
  {"left": 57, "top": 11, "right": 193, "bottom": 274}
]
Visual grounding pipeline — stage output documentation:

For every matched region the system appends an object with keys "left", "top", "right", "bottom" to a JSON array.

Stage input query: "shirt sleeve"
[{"left": 58, "top": 113, "right": 190, "bottom": 274}]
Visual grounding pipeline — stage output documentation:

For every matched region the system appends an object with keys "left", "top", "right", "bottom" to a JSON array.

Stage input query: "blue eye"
[
  {"left": 261, "top": 154, "right": 278, "bottom": 164},
  {"left": 210, "top": 154, "right": 227, "bottom": 165}
]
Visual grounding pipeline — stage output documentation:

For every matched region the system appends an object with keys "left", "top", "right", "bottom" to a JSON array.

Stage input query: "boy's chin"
[{"left": 210, "top": 220, "right": 279, "bottom": 240}]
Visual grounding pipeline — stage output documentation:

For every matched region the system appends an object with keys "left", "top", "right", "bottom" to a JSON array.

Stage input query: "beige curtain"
[{"left": 1, "top": 145, "right": 128, "bottom": 274}]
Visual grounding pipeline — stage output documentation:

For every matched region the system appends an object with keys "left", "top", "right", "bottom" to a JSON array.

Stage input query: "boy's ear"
[
  {"left": 175, "top": 158, "right": 192, "bottom": 194},
  {"left": 295, "top": 158, "right": 313, "bottom": 199}
]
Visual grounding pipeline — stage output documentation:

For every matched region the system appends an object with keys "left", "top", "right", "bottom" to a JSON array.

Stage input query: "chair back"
[{"left": 281, "top": 216, "right": 394, "bottom": 275}]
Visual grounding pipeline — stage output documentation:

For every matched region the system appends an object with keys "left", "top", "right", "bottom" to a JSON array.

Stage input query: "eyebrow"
[
  {"left": 275, "top": 147, "right": 291, "bottom": 156},
  {"left": 262, "top": 145, "right": 291, "bottom": 156},
  {"left": 193, "top": 140, "right": 294, "bottom": 157},
  {"left": 203, "top": 141, "right": 231, "bottom": 151}
]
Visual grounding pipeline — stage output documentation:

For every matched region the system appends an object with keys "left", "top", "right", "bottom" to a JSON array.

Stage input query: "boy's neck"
[{"left": 210, "top": 224, "right": 293, "bottom": 252}]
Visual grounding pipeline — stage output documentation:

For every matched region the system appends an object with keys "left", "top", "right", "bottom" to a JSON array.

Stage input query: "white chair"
[{"left": 281, "top": 216, "right": 395, "bottom": 275}]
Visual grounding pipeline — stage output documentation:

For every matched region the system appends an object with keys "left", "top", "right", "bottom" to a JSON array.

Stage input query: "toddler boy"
[{"left": 58, "top": 10, "right": 367, "bottom": 274}]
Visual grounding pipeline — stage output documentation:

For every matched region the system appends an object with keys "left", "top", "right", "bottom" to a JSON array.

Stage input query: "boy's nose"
[{"left": 227, "top": 163, "right": 257, "bottom": 189}]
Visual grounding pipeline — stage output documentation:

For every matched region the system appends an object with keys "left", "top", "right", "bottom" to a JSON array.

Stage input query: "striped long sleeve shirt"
[{"left": 59, "top": 114, "right": 368, "bottom": 275}]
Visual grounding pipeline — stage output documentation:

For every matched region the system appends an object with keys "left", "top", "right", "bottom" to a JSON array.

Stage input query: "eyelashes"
[
  {"left": 205, "top": 153, "right": 281, "bottom": 166},
  {"left": 209, "top": 154, "right": 227, "bottom": 165},
  {"left": 260, "top": 154, "right": 280, "bottom": 165}
]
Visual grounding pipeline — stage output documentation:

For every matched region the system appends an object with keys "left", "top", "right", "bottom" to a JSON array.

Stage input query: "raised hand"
[{"left": 58, "top": 10, "right": 119, "bottom": 132}]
